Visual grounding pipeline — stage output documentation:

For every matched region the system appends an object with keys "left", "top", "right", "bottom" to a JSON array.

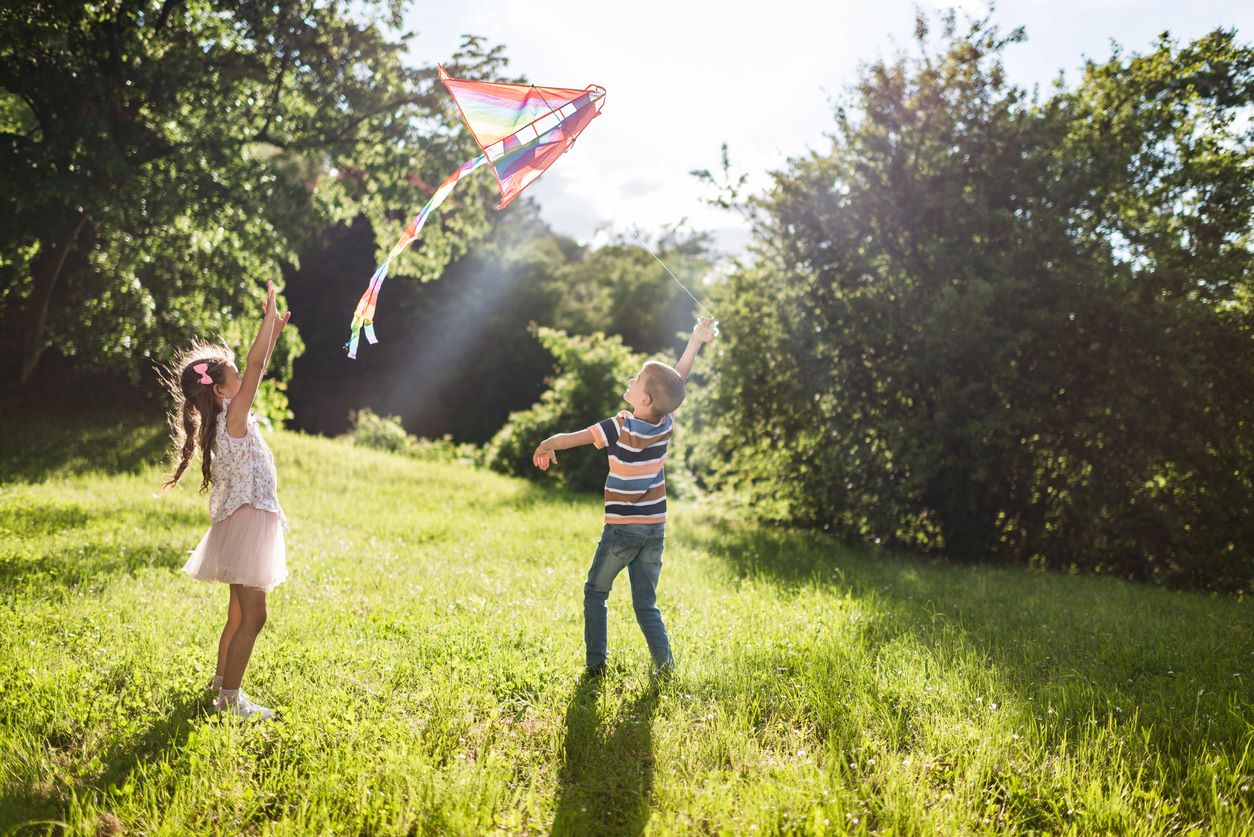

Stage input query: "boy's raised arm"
[
  {"left": 533, "top": 428, "right": 596, "bottom": 471},
  {"left": 675, "top": 316, "right": 718, "bottom": 381}
]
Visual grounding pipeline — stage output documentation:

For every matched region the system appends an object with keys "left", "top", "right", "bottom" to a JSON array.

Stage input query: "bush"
[
  {"left": 483, "top": 328, "right": 645, "bottom": 492},
  {"left": 348, "top": 409, "right": 416, "bottom": 454},
  {"left": 346, "top": 409, "right": 476, "bottom": 464}
]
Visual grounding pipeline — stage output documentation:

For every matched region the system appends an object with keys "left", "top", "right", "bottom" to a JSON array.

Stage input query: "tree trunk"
[{"left": 18, "top": 211, "right": 88, "bottom": 386}]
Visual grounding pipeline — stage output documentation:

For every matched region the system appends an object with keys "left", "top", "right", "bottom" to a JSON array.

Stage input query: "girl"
[{"left": 162, "top": 281, "right": 292, "bottom": 720}]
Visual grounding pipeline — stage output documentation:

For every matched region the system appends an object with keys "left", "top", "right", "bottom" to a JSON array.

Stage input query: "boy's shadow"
[{"left": 551, "top": 674, "right": 660, "bottom": 837}]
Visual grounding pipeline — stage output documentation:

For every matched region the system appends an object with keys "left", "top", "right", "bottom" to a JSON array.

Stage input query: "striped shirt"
[{"left": 588, "top": 410, "right": 672, "bottom": 524}]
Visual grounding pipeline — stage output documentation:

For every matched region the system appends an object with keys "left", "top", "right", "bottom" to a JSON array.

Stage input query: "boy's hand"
[
  {"left": 532, "top": 442, "right": 558, "bottom": 471},
  {"left": 692, "top": 316, "right": 718, "bottom": 343}
]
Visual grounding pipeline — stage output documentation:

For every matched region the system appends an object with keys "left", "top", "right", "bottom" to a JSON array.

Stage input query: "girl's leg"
[
  {"left": 221, "top": 584, "right": 267, "bottom": 691},
  {"left": 215, "top": 585, "right": 242, "bottom": 678}
]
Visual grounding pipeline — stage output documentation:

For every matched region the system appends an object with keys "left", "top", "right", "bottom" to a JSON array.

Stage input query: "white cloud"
[{"left": 620, "top": 177, "right": 664, "bottom": 198}]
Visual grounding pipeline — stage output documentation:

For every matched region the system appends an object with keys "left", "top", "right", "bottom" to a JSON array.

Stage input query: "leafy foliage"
[
  {"left": 548, "top": 226, "right": 715, "bottom": 356},
  {"left": 691, "top": 14, "right": 1254, "bottom": 589},
  {"left": 284, "top": 213, "right": 713, "bottom": 442},
  {"left": 484, "top": 328, "right": 645, "bottom": 491},
  {"left": 346, "top": 407, "right": 476, "bottom": 464},
  {"left": 0, "top": 3, "right": 503, "bottom": 386},
  {"left": 348, "top": 408, "right": 419, "bottom": 455}
]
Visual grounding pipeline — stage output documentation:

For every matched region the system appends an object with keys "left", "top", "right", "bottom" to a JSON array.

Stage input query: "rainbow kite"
[{"left": 347, "top": 65, "right": 607, "bottom": 358}]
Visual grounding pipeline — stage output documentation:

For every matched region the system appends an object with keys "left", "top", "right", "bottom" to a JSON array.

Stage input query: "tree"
[
  {"left": 0, "top": 2, "right": 502, "bottom": 387},
  {"left": 283, "top": 202, "right": 565, "bottom": 440},
  {"left": 549, "top": 226, "right": 716, "bottom": 356},
  {"left": 691, "top": 13, "right": 1254, "bottom": 589},
  {"left": 282, "top": 210, "right": 715, "bottom": 441}
]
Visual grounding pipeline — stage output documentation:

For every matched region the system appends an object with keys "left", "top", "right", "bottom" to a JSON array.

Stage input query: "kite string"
[{"left": 631, "top": 233, "right": 715, "bottom": 318}]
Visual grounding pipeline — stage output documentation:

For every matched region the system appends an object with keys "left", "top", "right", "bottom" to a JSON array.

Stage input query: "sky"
[{"left": 401, "top": 0, "right": 1252, "bottom": 255}]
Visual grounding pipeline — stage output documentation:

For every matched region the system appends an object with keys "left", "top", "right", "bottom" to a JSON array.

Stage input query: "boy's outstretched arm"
[
  {"left": 533, "top": 428, "right": 595, "bottom": 471},
  {"left": 675, "top": 316, "right": 718, "bottom": 382}
]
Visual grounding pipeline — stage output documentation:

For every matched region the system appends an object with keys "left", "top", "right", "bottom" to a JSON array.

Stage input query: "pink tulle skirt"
[{"left": 183, "top": 505, "right": 287, "bottom": 592}]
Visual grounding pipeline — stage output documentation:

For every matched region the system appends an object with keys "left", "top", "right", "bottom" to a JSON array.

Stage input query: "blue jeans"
[{"left": 583, "top": 523, "right": 672, "bottom": 669}]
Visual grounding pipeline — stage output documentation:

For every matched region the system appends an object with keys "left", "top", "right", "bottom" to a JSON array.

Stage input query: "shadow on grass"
[
  {"left": 0, "top": 691, "right": 206, "bottom": 834},
  {"left": 0, "top": 407, "right": 168, "bottom": 484},
  {"left": 684, "top": 520, "right": 1254, "bottom": 763},
  {"left": 0, "top": 542, "right": 192, "bottom": 596},
  {"left": 0, "top": 498, "right": 203, "bottom": 596},
  {"left": 551, "top": 674, "right": 660, "bottom": 837}
]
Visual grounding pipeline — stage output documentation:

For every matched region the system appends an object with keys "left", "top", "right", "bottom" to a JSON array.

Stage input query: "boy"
[{"left": 532, "top": 316, "right": 718, "bottom": 676}]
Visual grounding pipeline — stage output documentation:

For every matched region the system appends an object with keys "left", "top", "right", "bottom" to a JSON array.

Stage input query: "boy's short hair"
[{"left": 641, "top": 361, "right": 685, "bottom": 415}]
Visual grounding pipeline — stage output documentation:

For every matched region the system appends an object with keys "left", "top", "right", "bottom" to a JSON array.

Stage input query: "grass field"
[{"left": 1, "top": 412, "right": 1251, "bottom": 834}]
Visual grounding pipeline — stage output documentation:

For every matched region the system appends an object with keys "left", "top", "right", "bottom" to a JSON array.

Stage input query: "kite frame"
[{"left": 437, "top": 64, "right": 606, "bottom": 209}]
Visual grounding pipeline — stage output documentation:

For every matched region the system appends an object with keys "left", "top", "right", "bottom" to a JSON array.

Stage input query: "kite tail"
[
  {"left": 346, "top": 154, "right": 489, "bottom": 358},
  {"left": 347, "top": 242, "right": 410, "bottom": 359}
]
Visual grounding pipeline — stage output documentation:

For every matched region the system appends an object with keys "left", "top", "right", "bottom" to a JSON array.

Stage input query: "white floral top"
[{"left": 209, "top": 401, "right": 287, "bottom": 529}]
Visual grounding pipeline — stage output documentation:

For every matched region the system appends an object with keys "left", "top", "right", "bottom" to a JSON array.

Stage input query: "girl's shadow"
[
  {"left": 551, "top": 673, "right": 660, "bottom": 837},
  {"left": 0, "top": 691, "right": 207, "bottom": 832}
]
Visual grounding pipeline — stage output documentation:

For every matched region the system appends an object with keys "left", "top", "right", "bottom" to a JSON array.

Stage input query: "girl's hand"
[
  {"left": 693, "top": 316, "right": 719, "bottom": 343},
  {"left": 262, "top": 281, "right": 278, "bottom": 322},
  {"left": 261, "top": 283, "right": 290, "bottom": 336}
]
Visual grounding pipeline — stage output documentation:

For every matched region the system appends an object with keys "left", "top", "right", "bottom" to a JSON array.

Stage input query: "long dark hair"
[{"left": 161, "top": 343, "right": 234, "bottom": 493}]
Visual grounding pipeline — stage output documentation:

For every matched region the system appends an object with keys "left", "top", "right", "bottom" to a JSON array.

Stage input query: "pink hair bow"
[{"left": 193, "top": 363, "right": 213, "bottom": 385}]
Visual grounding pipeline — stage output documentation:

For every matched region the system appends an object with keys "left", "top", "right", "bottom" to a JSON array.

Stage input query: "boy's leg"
[
  {"left": 627, "top": 536, "right": 672, "bottom": 668},
  {"left": 583, "top": 526, "right": 633, "bottom": 670}
]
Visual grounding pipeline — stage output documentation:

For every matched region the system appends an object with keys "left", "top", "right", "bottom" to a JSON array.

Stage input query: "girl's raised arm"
[{"left": 227, "top": 282, "right": 289, "bottom": 437}]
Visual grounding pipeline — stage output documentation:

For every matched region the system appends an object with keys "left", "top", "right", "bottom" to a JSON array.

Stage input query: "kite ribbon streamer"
[{"left": 346, "top": 154, "right": 489, "bottom": 358}]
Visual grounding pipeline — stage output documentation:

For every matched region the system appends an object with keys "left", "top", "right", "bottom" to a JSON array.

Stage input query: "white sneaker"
[
  {"left": 212, "top": 688, "right": 259, "bottom": 709},
  {"left": 215, "top": 690, "right": 274, "bottom": 720}
]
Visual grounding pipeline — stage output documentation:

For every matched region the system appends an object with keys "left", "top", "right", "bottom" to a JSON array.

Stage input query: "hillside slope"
[{"left": 1, "top": 420, "right": 1251, "bottom": 834}]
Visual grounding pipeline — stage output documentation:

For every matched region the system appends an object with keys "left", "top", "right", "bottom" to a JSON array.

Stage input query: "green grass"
[{"left": 0, "top": 413, "right": 1251, "bottom": 835}]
